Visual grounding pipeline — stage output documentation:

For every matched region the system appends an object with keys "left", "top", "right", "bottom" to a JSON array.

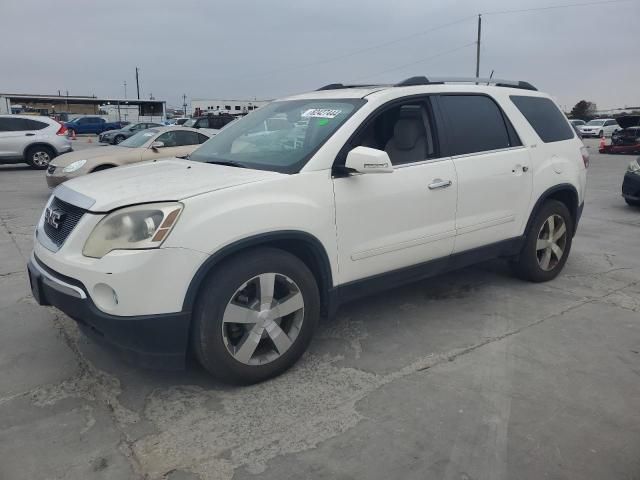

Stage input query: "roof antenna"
[{"left": 487, "top": 70, "right": 494, "bottom": 86}]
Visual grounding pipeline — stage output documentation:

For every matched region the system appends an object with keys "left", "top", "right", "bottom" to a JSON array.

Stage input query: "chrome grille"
[{"left": 43, "top": 197, "right": 86, "bottom": 248}]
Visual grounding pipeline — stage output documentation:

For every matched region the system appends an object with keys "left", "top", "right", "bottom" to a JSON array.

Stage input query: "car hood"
[
  {"left": 615, "top": 116, "right": 640, "bottom": 129},
  {"left": 50, "top": 146, "right": 139, "bottom": 167},
  {"left": 56, "top": 158, "right": 282, "bottom": 211}
]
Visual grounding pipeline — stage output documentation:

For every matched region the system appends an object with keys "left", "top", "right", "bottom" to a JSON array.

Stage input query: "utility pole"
[
  {"left": 123, "top": 81, "right": 127, "bottom": 99},
  {"left": 135, "top": 67, "right": 140, "bottom": 99},
  {"left": 182, "top": 94, "right": 188, "bottom": 116},
  {"left": 475, "top": 14, "right": 482, "bottom": 79}
]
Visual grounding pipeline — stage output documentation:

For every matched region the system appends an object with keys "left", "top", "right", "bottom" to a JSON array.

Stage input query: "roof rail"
[
  {"left": 395, "top": 76, "right": 537, "bottom": 91},
  {"left": 315, "top": 83, "right": 382, "bottom": 91}
]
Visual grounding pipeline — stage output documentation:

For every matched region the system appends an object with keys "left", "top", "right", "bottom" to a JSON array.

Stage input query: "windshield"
[
  {"left": 123, "top": 123, "right": 142, "bottom": 131},
  {"left": 119, "top": 129, "right": 158, "bottom": 148},
  {"left": 189, "top": 99, "right": 364, "bottom": 173},
  {"left": 587, "top": 120, "right": 605, "bottom": 126},
  {"left": 183, "top": 118, "right": 196, "bottom": 127}
]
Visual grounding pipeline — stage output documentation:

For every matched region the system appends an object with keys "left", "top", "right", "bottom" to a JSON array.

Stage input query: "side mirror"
[
  {"left": 150, "top": 141, "right": 164, "bottom": 152},
  {"left": 344, "top": 146, "right": 393, "bottom": 174}
]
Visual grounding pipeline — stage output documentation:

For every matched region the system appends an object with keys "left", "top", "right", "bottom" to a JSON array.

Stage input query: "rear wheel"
[
  {"left": 192, "top": 247, "right": 320, "bottom": 384},
  {"left": 25, "top": 145, "right": 54, "bottom": 169},
  {"left": 511, "top": 200, "right": 573, "bottom": 282},
  {"left": 625, "top": 198, "right": 640, "bottom": 207}
]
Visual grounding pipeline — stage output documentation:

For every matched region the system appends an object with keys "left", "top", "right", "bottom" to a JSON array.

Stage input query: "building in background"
[
  {"left": 191, "top": 98, "right": 270, "bottom": 116},
  {"left": 0, "top": 93, "right": 165, "bottom": 123}
]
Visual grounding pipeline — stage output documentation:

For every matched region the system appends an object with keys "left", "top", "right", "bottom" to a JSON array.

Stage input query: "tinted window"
[
  {"left": 197, "top": 133, "right": 210, "bottom": 144},
  {"left": 0, "top": 118, "right": 19, "bottom": 131},
  {"left": 195, "top": 118, "right": 209, "bottom": 128},
  {"left": 156, "top": 130, "right": 199, "bottom": 147},
  {"left": 0, "top": 118, "right": 48, "bottom": 131},
  {"left": 510, "top": 96, "right": 574, "bottom": 143},
  {"left": 19, "top": 118, "right": 48, "bottom": 130},
  {"left": 440, "top": 95, "right": 512, "bottom": 155}
]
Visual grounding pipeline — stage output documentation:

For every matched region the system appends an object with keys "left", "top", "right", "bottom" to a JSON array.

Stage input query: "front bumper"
[
  {"left": 622, "top": 172, "right": 640, "bottom": 201},
  {"left": 46, "top": 172, "right": 70, "bottom": 188},
  {"left": 27, "top": 253, "right": 190, "bottom": 369}
]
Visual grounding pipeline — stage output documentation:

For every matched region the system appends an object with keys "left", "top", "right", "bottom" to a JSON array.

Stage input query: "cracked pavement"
[{"left": 1, "top": 139, "right": 639, "bottom": 480}]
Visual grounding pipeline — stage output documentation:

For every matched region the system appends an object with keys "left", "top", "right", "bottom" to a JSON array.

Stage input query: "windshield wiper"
[
  {"left": 176, "top": 153, "right": 190, "bottom": 160},
  {"left": 205, "top": 159, "right": 247, "bottom": 168}
]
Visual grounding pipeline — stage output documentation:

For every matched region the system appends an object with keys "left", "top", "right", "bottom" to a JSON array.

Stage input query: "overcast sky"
[{"left": 2, "top": 0, "right": 639, "bottom": 111}]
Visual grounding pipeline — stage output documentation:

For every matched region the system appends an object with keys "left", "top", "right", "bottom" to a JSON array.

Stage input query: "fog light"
[{"left": 93, "top": 283, "right": 119, "bottom": 310}]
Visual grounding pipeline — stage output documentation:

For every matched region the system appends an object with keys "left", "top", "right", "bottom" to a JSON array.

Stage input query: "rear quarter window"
[{"left": 510, "top": 96, "right": 574, "bottom": 143}]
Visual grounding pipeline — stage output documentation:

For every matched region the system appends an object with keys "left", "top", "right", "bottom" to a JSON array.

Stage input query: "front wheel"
[
  {"left": 113, "top": 135, "right": 125, "bottom": 144},
  {"left": 511, "top": 200, "right": 573, "bottom": 282},
  {"left": 625, "top": 198, "right": 640, "bottom": 207},
  {"left": 599, "top": 130, "right": 604, "bottom": 138},
  {"left": 192, "top": 247, "right": 320, "bottom": 384}
]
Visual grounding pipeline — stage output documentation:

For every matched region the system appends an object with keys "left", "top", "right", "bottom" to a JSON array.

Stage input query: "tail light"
[
  {"left": 55, "top": 121, "right": 67, "bottom": 136},
  {"left": 580, "top": 146, "right": 589, "bottom": 168}
]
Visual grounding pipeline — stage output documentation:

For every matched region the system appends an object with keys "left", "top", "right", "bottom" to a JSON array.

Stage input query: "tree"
[{"left": 569, "top": 100, "right": 597, "bottom": 120}]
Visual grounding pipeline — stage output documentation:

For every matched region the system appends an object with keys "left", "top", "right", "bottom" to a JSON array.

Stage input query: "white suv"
[
  {"left": 0, "top": 115, "right": 72, "bottom": 168},
  {"left": 28, "top": 77, "right": 588, "bottom": 384}
]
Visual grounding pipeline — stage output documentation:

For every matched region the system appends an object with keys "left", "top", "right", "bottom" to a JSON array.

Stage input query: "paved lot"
[{"left": 1, "top": 138, "right": 639, "bottom": 480}]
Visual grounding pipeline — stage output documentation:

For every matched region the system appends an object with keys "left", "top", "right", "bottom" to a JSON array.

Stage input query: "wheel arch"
[
  {"left": 91, "top": 163, "right": 118, "bottom": 172},
  {"left": 182, "top": 230, "right": 335, "bottom": 317},
  {"left": 23, "top": 142, "right": 57, "bottom": 158},
  {"left": 525, "top": 184, "right": 580, "bottom": 237}
]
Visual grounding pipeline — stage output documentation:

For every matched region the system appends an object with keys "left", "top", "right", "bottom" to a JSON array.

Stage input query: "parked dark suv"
[{"left": 184, "top": 114, "right": 236, "bottom": 131}]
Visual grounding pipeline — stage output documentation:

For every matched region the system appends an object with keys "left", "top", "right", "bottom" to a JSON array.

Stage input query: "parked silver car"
[{"left": 0, "top": 115, "right": 72, "bottom": 169}]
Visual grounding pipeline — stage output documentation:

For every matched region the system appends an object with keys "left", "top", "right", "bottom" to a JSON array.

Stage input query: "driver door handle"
[{"left": 428, "top": 179, "right": 452, "bottom": 190}]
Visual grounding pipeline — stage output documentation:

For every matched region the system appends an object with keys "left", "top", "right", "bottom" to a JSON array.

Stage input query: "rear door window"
[
  {"left": 19, "top": 118, "right": 48, "bottom": 130},
  {"left": 439, "top": 95, "right": 514, "bottom": 156},
  {"left": 510, "top": 96, "right": 574, "bottom": 143}
]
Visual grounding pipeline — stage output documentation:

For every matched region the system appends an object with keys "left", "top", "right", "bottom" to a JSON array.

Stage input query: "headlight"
[
  {"left": 628, "top": 159, "right": 640, "bottom": 174},
  {"left": 83, "top": 202, "right": 183, "bottom": 258},
  {"left": 62, "top": 160, "right": 87, "bottom": 173}
]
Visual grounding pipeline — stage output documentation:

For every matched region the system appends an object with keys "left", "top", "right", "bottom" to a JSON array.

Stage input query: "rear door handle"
[
  {"left": 428, "top": 179, "right": 452, "bottom": 190},
  {"left": 25, "top": 133, "right": 35, "bottom": 136}
]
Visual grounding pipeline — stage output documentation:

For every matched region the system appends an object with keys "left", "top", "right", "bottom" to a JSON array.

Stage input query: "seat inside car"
[{"left": 384, "top": 106, "right": 428, "bottom": 164}]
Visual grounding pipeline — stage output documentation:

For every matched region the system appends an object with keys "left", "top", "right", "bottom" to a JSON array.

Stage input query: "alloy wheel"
[
  {"left": 221, "top": 272, "right": 304, "bottom": 365},
  {"left": 32, "top": 151, "right": 51, "bottom": 167},
  {"left": 536, "top": 214, "right": 567, "bottom": 271}
]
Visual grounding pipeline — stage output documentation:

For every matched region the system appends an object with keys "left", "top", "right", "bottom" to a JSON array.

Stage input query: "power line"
[
  {"left": 350, "top": 42, "right": 476, "bottom": 82},
  {"left": 243, "top": 15, "right": 475, "bottom": 81},
  {"left": 482, "top": 0, "right": 636, "bottom": 15}
]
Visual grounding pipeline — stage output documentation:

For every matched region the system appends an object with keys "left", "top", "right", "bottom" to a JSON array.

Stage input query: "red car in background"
[{"left": 600, "top": 116, "right": 640, "bottom": 154}]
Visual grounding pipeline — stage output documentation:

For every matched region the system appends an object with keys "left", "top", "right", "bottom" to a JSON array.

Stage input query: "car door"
[
  {"left": 604, "top": 120, "right": 619, "bottom": 136},
  {"left": 141, "top": 130, "right": 200, "bottom": 161},
  {"left": 435, "top": 94, "right": 532, "bottom": 253},
  {"left": 332, "top": 99, "right": 457, "bottom": 284},
  {"left": 0, "top": 117, "right": 28, "bottom": 159}
]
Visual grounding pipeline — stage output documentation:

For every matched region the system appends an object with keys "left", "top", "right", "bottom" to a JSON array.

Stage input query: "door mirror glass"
[{"left": 345, "top": 146, "right": 393, "bottom": 174}]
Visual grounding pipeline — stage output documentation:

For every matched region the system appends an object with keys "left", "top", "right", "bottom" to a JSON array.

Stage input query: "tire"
[
  {"left": 67, "top": 128, "right": 76, "bottom": 138},
  {"left": 599, "top": 130, "right": 604, "bottom": 138},
  {"left": 25, "top": 145, "right": 55, "bottom": 169},
  {"left": 511, "top": 200, "right": 574, "bottom": 282},
  {"left": 192, "top": 247, "right": 320, "bottom": 384},
  {"left": 113, "top": 135, "right": 125, "bottom": 145},
  {"left": 625, "top": 198, "right": 640, "bottom": 207}
]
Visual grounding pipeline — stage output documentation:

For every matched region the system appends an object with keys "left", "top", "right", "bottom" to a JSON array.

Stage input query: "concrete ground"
[{"left": 0, "top": 138, "right": 638, "bottom": 480}]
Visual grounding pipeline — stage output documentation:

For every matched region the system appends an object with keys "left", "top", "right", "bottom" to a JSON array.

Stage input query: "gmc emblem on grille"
[{"left": 44, "top": 208, "right": 65, "bottom": 229}]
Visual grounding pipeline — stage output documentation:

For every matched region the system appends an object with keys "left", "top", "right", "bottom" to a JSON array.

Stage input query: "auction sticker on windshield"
[{"left": 301, "top": 108, "right": 342, "bottom": 119}]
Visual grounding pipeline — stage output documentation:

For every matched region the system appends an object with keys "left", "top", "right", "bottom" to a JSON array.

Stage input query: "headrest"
[{"left": 393, "top": 107, "right": 424, "bottom": 150}]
